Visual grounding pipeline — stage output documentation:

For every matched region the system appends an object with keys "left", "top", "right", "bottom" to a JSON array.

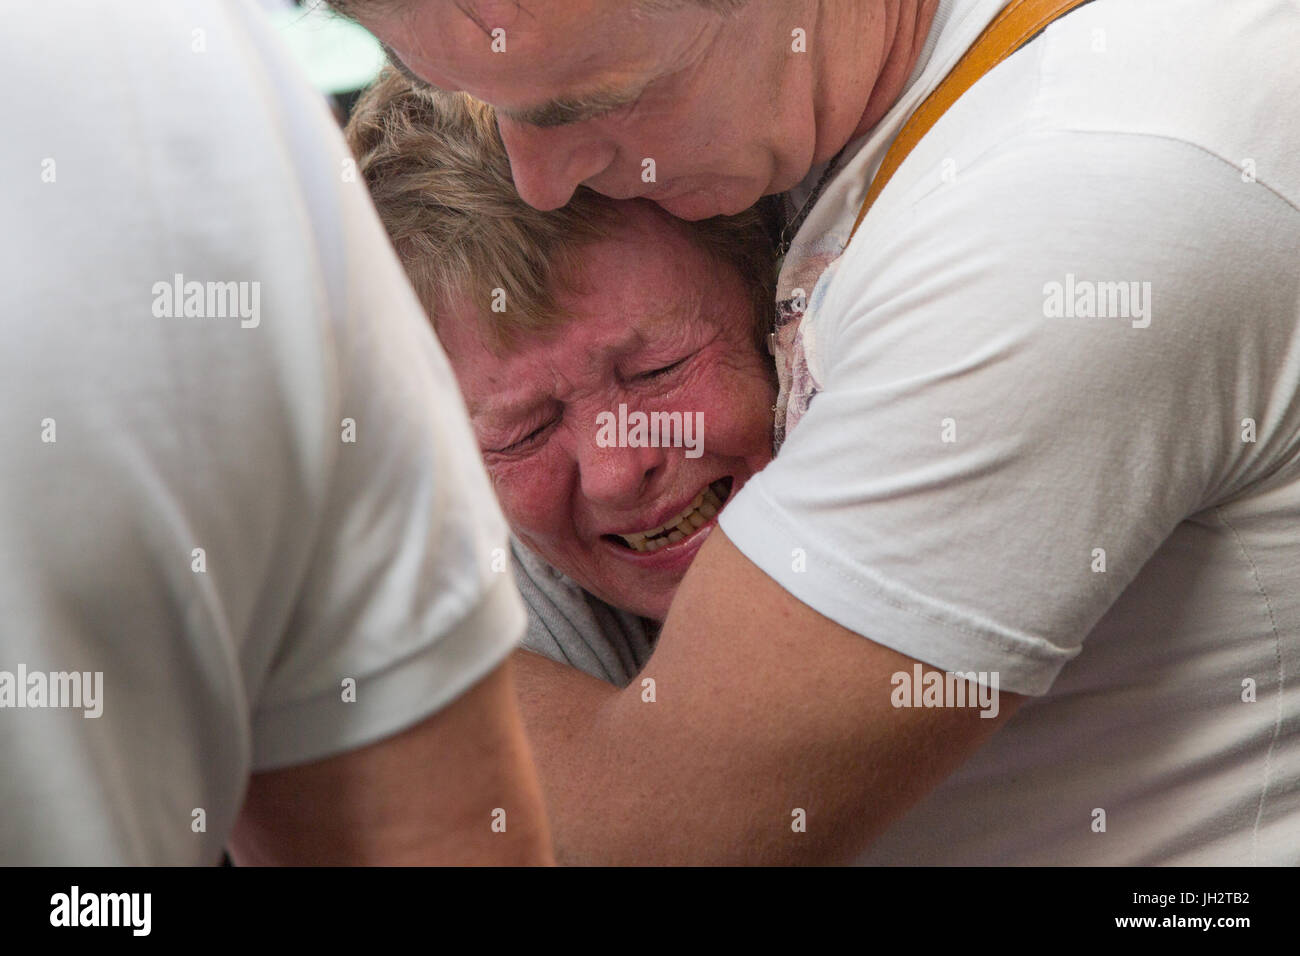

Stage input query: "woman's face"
[{"left": 439, "top": 202, "right": 775, "bottom": 621}]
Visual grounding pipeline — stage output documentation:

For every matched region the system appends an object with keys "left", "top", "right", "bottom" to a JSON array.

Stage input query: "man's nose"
[
  {"left": 495, "top": 117, "right": 617, "bottom": 211},
  {"left": 577, "top": 430, "right": 669, "bottom": 509}
]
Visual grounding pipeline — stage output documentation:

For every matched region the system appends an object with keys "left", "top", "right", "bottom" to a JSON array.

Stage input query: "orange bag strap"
[{"left": 847, "top": 0, "right": 1094, "bottom": 242}]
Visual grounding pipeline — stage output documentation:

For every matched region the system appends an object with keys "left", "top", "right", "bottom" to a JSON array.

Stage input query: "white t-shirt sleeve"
[
  {"left": 720, "top": 128, "right": 1300, "bottom": 696},
  {"left": 247, "top": 191, "right": 526, "bottom": 770},
  {"left": 205, "top": 4, "right": 527, "bottom": 772}
]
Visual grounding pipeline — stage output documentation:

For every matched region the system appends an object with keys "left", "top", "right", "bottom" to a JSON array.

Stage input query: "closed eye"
[
  {"left": 638, "top": 357, "right": 688, "bottom": 380},
  {"left": 489, "top": 418, "right": 557, "bottom": 455}
]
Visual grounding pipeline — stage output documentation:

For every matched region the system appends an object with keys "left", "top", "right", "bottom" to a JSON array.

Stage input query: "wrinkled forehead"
[
  {"left": 373, "top": 0, "right": 672, "bottom": 100},
  {"left": 442, "top": 220, "right": 730, "bottom": 409}
]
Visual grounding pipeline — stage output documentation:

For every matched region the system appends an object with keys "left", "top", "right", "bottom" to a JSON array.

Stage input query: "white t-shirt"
[
  {"left": 720, "top": 0, "right": 1300, "bottom": 864},
  {"left": 0, "top": 0, "right": 525, "bottom": 864}
]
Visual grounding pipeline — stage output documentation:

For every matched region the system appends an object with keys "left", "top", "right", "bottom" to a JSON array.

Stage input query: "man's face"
[
  {"left": 365, "top": 0, "right": 821, "bottom": 220},
  {"left": 438, "top": 203, "right": 775, "bottom": 621}
]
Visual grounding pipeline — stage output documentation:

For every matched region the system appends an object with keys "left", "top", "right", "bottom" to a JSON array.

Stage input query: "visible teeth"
[{"left": 614, "top": 486, "right": 723, "bottom": 551}]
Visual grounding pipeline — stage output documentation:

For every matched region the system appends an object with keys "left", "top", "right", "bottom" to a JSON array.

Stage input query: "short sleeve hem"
[
  {"left": 718, "top": 478, "right": 1076, "bottom": 697},
  {"left": 250, "top": 572, "right": 526, "bottom": 771}
]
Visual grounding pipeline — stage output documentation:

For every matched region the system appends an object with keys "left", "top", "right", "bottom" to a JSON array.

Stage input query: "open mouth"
[{"left": 604, "top": 477, "right": 734, "bottom": 553}]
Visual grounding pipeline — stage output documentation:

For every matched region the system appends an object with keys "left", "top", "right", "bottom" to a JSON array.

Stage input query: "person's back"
[{"left": 0, "top": 0, "right": 549, "bottom": 864}]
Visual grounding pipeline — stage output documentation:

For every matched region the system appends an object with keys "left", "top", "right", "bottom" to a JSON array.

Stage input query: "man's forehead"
[
  {"left": 387, "top": 0, "right": 637, "bottom": 76},
  {"left": 441, "top": 0, "right": 648, "bottom": 37},
  {"left": 375, "top": 0, "right": 670, "bottom": 122}
]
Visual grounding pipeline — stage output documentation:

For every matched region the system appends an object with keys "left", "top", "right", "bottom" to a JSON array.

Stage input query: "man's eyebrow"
[
  {"left": 497, "top": 85, "right": 644, "bottom": 129},
  {"left": 380, "top": 43, "right": 643, "bottom": 129}
]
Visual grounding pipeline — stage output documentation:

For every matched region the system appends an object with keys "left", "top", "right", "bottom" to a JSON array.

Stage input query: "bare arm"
[
  {"left": 229, "top": 658, "right": 553, "bottom": 866},
  {"left": 512, "top": 529, "right": 1022, "bottom": 865}
]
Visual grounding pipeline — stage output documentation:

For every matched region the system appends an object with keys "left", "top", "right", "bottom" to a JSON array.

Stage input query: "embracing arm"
[
  {"left": 512, "top": 528, "right": 1021, "bottom": 866},
  {"left": 230, "top": 659, "right": 553, "bottom": 866}
]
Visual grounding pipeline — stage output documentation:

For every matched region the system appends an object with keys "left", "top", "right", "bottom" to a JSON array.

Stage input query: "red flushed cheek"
[
  {"left": 679, "top": 357, "right": 775, "bottom": 461},
  {"left": 487, "top": 449, "right": 576, "bottom": 545}
]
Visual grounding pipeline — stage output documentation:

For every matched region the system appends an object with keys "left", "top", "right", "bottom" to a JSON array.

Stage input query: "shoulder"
[{"left": 968, "top": 0, "right": 1300, "bottom": 200}]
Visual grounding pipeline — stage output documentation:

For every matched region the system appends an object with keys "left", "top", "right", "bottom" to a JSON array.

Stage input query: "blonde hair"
[{"left": 345, "top": 68, "right": 776, "bottom": 352}]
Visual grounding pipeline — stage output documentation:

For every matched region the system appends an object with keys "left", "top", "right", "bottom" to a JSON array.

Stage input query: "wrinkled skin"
[{"left": 438, "top": 203, "right": 775, "bottom": 621}]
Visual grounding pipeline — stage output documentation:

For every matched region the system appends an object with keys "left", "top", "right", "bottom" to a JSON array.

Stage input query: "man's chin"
[{"left": 655, "top": 188, "right": 752, "bottom": 221}]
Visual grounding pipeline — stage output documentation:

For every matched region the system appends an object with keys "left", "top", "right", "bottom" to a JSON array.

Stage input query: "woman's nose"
[
  {"left": 576, "top": 429, "right": 669, "bottom": 508},
  {"left": 495, "top": 116, "right": 617, "bottom": 210}
]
